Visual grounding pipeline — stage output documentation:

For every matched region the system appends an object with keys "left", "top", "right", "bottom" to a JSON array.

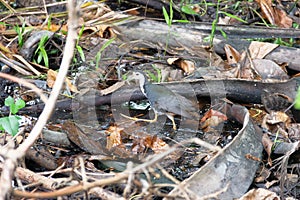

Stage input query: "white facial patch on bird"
[{"left": 133, "top": 72, "right": 147, "bottom": 96}]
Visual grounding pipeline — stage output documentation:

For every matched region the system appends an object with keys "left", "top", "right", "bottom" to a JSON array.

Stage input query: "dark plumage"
[{"left": 126, "top": 71, "right": 199, "bottom": 130}]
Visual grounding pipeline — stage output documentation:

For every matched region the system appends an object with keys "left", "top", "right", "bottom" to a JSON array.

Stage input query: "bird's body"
[
  {"left": 124, "top": 71, "right": 199, "bottom": 130},
  {"left": 144, "top": 83, "right": 199, "bottom": 119}
]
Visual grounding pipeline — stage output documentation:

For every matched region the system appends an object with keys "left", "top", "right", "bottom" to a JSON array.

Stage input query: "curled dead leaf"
[
  {"left": 167, "top": 57, "right": 195, "bottom": 74},
  {"left": 106, "top": 126, "right": 124, "bottom": 150},
  {"left": 224, "top": 44, "right": 241, "bottom": 64},
  {"left": 47, "top": 69, "right": 79, "bottom": 93},
  {"left": 252, "top": 59, "right": 288, "bottom": 80},
  {"left": 256, "top": 0, "right": 292, "bottom": 28}
]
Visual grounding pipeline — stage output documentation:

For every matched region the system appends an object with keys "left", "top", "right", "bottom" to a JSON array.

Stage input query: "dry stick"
[
  {"left": 0, "top": 72, "right": 48, "bottom": 103},
  {"left": 0, "top": 0, "right": 79, "bottom": 199},
  {"left": 15, "top": 0, "right": 78, "bottom": 160},
  {"left": 13, "top": 137, "right": 220, "bottom": 198}
]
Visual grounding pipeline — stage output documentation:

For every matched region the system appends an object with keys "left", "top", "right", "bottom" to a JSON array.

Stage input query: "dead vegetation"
[{"left": 0, "top": 0, "right": 300, "bottom": 199}]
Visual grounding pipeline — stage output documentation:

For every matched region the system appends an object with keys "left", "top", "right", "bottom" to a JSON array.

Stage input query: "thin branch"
[
  {"left": 0, "top": 0, "right": 79, "bottom": 199},
  {"left": 0, "top": 72, "right": 48, "bottom": 103}
]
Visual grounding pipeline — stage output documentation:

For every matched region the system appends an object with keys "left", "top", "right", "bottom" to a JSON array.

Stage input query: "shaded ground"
[{"left": 0, "top": 0, "right": 300, "bottom": 199}]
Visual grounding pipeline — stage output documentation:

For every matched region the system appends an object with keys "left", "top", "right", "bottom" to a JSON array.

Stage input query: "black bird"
[{"left": 122, "top": 71, "right": 200, "bottom": 130}]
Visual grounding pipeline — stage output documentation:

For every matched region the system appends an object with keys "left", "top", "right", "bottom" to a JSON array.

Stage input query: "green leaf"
[
  {"left": 218, "top": 28, "right": 228, "bottom": 39},
  {"left": 10, "top": 105, "right": 18, "bottom": 115},
  {"left": 146, "top": 71, "right": 158, "bottom": 82},
  {"left": 122, "top": 74, "right": 127, "bottom": 81},
  {"left": 100, "top": 37, "right": 115, "bottom": 52},
  {"left": 47, "top": 14, "right": 52, "bottom": 30},
  {"left": 219, "top": 11, "right": 247, "bottom": 23},
  {"left": 37, "top": 52, "right": 43, "bottom": 64},
  {"left": 76, "top": 45, "right": 86, "bottom": 61},
  {"left": 78, "top": 24, "right": 85, "bottom": 38},
  {"left": 295, "top": 87, "right": 300, "bottom": 110},
  {"left": 35, "top": 35, "right": 49, "bottom": 55},
  {"left": 151, "top": 64, "right": 162, "bottom": 83},
  {"left": 162, "top": 6, "right": 170, "bottom": 26},
  {"left": 4, "top": 96, "right": 14, "bottom": 107},
  {"left": 95, "top": 52, "right": 101, "bottom": 69},
  {"left": 41, "top": 48, "right": 49, "bottom": 67},
  {"left": 95, "top": 37, "right": 115, "bottom": 69},
  {"left": 15, "top": 99, "right": 25, "bottom": 111},
  {"left": 0, "top": 116, "right": 20, "bottom": 136},
  {"left": 173, "top": 19, "right": 190, "bottom": 23},
  {"left": 169, "top": 0, "right": 173, "bottom": 22},
  {"left": 181, "top": 4, "right": 198, "bottom": 15},
  {"left": 4, "top": 96, "right": 25, "bottom": 114}
]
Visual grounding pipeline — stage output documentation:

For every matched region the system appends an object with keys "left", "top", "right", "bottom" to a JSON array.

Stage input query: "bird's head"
[
  {"left": 127, "top": 71, "right": 148, "bottom": 95},
  {"left": 127, "top": 71, "right": 147, "bottom": 85}
]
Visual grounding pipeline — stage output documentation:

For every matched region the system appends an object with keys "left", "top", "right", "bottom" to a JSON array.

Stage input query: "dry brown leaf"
[
  {"left": 47, "top": 69, "right": 79, "bottom": 93},
  {"left": 239, "top": 188, "right": 279, "bottom": 200},
  {"left": 256, "top": 0, "right": 292, "bottom": 28},
  {"left": 224, "top": 44, "right": 241, "bottom": 64},
  {"left": 62, "top": 121, "right": 108, "bottom": 155},
  {"left": 0, "top": 42, "right": 12, "bottom": 55},
  {"left": 252, "top": 59, "right": 288, "bottom": 79},
  {"left": 266, "top": 111, "right": 290, "bottom": 125},
  {"left": 44, "top": 24, "right": 68, "bottom": 33},
  {"left": 201, "top": 109, "right": 227, "bottom": 129},
  {"left": 245, "top": 154, "right": 261, "bottom": 162},
  {"left": 262, "top": 133, "right": 273, "bottom": 166},
  {"left": 254, "top": 167, "right": 271, "bottom": 183},
  {"left": 201, "top": 109, "right": 228, "bottom": 122},
  {"left": 288, "top": 123, "right": 300, "bottom": 141},
  {"left": 167, "top": 58, "right": 195, "bottom": 74},
  {"left": 81, "top": 2, "right": 112, "bottom": 21},
  {"left": 81, "top": 25, "right": 116, "bottom": 38},
  {"left": 132, "top": 135, "right": 168, "bottom": 154},
  {"left": 273, "top": 7, "right": 293, "bottom": 28},
  {"left": 177, "top": 60, "right": 195, "bottom": 74},
  {"left": 249, "top": 108, "right": 266, "bottom": 125},
  {"left": 100, "top": 81, "right": 125, "bottom": 95},
  {"left": 249, "top": 41, "right": 279, "bottom": 59},
  {"left": 106, "top": 126, "right": 123, "bottom": 150},
  {"left": 144, "top": 135, "right": 168, "bottom": 154},
  {"left": 95, "top": 25, "right": 116, "bottom": 38},
  {"left": 46, "top": 69, "right": 56, "bottom": 88},
  {"left": 125, "top": 9, "right": 140, "bottom": 16},
  {"left": 258, "top": 0, "right": 276, "bottom": 25}
]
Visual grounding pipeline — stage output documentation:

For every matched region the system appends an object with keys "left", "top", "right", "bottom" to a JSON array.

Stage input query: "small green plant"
[
  {"left": 180, "top": 1, "right": 207, "bottom": 17},
  {"left": 203, "top": 0, "right": 221, "bottom": 47},
  {"left": 203, "top": 0, "right": 232, "bottom": 46},
  {"left": 47, "top": 14, "right": 52, "bottom": 31},
  {"left": 95, "top": 37, "right": 115, "bottom": 69},
  {"left": 34, "top": 35, "right": 49, "bottom": 67},
  {"left": 75, "top": 25, "right": 86, "bottom": 62},
  {"left": 146, "top": 65, "right": 162, "bottom": 83},
  {"left": 162, "top": 1, "right": 189, "bottom": 54},
  {"left": 294, "top": 87, "right": 300, "bottom": 110},
  {"left": 162, "top": 1, "right": 174, "bottom": 55},
  {"left": 218, "top": 11, "right": 247, "bottom": 24},
  {"left": 14, "top": 22, "right": 26, "bottom": 48},
  {"left": 0, "top": 96, "right": 25, "bottom": 136},
  {"left": 162, "top": 1, "right": 174, "bottom": 27},
  {"left": 181, "top": 4, "right": 198, "bottom": 15}
]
